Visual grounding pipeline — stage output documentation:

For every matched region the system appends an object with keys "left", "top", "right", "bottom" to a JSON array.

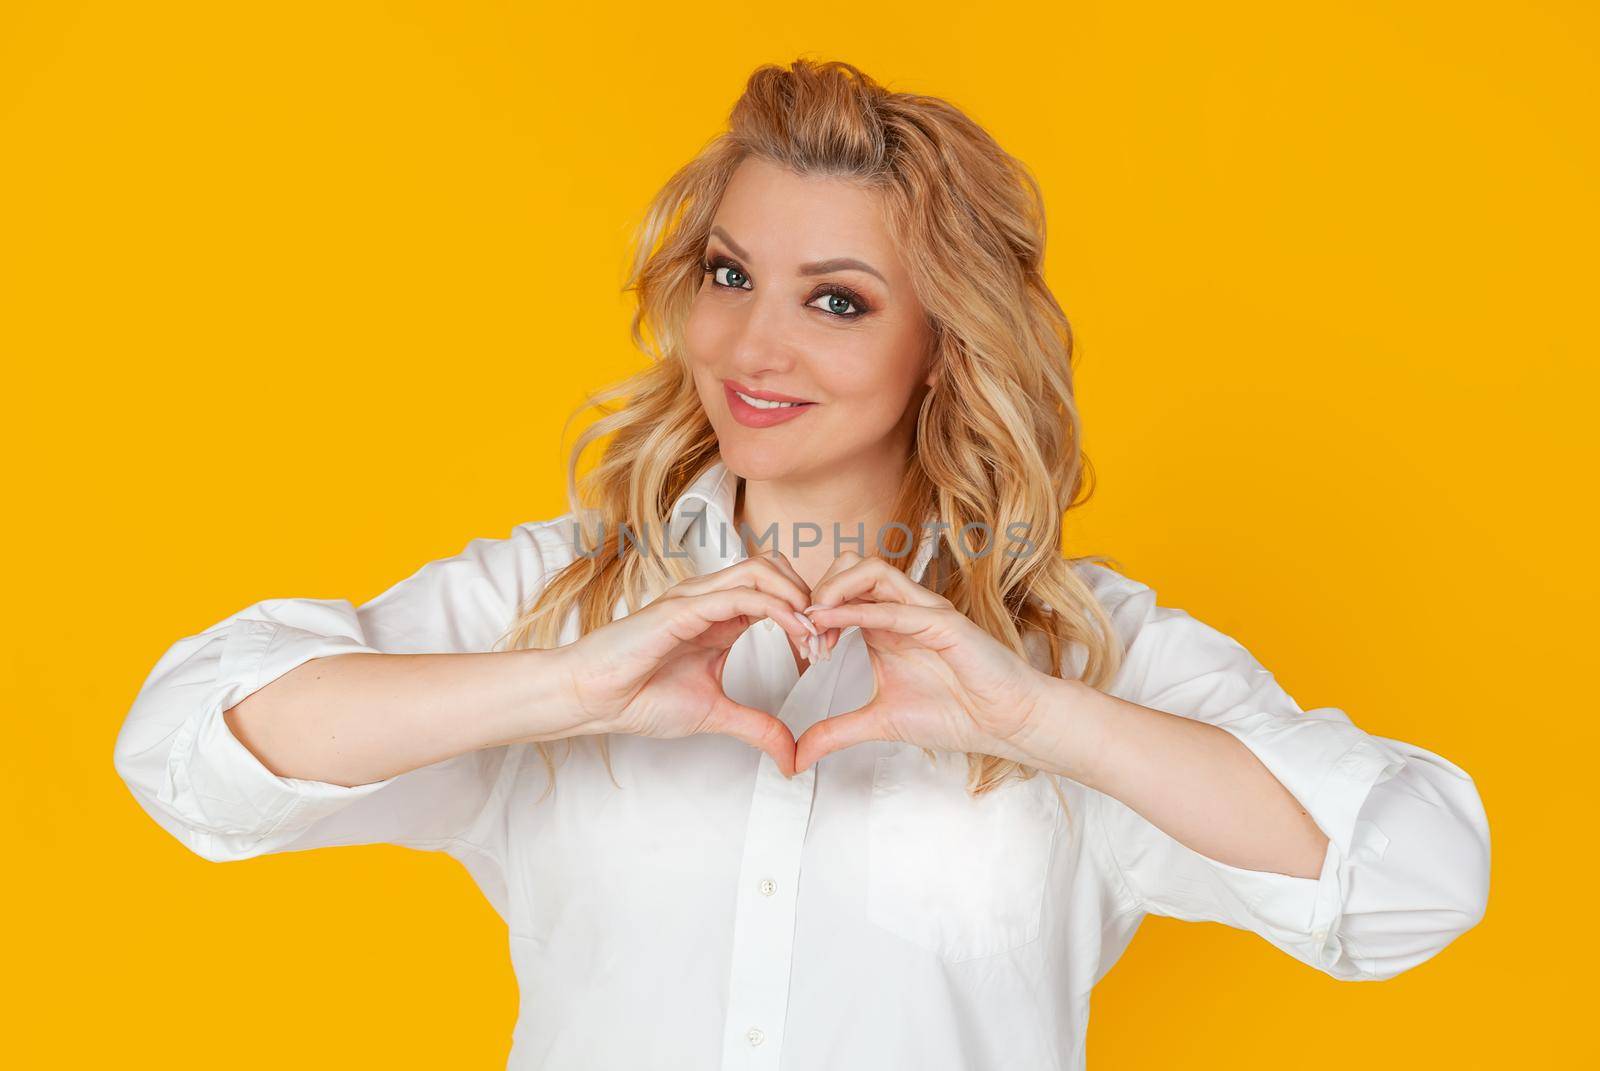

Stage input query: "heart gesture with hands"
[
  {"left": 558, "top": 550, "right": 819, "bottom": 776},
  {"left": 793, "top": 550, "right": 1057, "bottom": 774}
]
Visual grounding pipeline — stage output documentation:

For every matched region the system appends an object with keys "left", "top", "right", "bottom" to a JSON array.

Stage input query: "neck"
[{"left": 733, "top": 452, "right": 912, "bottom": 591}]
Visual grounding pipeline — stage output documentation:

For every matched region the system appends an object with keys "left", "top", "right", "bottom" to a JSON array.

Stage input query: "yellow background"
[{"left": 4, "top": 1, "right": 1591, "bottom": 1066}]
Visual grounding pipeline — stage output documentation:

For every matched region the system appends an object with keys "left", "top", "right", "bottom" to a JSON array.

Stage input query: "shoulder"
[
  {"left": 372, "top": 511, "right": 590, "bottom": 609},
  {"left": 1066, "top": 559, "right": 1267, "bottom": 693},
  {"left": 1069, "top": 559, "right": 1156, "bottom": 640},
  {"left": 519, "top": 511, "right": 588, "bottom": 574}
]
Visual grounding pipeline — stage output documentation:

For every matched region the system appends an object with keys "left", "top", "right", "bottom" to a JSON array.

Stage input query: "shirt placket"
[{"left": 718, "top": 620, "right": 837, "bottom": 1068}]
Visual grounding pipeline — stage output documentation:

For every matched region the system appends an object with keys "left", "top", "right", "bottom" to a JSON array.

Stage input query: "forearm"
[
  {"left": 1012, "top": 676, "right": 1330, "bottom": 879},
  {"left": 222, "top": 646, "right": 592, "bottom": 788}
]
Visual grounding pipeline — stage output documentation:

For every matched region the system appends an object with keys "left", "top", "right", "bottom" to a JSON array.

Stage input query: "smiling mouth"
[
  {"left": 731, "top": 388, "right": 813, "bottom": 410},
  {"left": 723, "top": 382, "right": 818, "bottom": 427}
]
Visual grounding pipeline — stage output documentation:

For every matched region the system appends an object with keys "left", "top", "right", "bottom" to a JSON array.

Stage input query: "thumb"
[{"left": 794, "top": 705, "right": 891, "bottom": 774}]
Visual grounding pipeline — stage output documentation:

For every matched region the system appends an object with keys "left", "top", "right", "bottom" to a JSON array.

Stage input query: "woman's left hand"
[{"left": 792, "top": 551, "right": 1055, "bottom": 774}]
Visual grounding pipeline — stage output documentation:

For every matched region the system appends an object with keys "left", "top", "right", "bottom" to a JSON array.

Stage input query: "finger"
[
  {"left": 801, "top": 552, "right": 886, "bottom": 663},
  {"left": 755, "top": 551, "right": 821, "bottom": 643},
  {"left": 803, "top": 600, "right": 959, "bottom": 650},
  {"left": 817, "top": 623, "right": 841, "bottom": 661},
  {"left": 741, "top": 550, "right": 814, "bottom": 615},
  {"left": 756, "top": 549, "right": 813, "bottom": 607},
  {"left": 805, "top": 555, "right": 949, "bottom": 616},
  {"left": 665, "top": 586, "right": 817, "bottom": 650},
  {"left": 793, "top": 706, "right": 892, "bottom": 772},
  {"left": 702, "top": 692, "right": 798, "bottom": 778},
  {"left": 667, "top": 554, "right": 812, "bottom": 618}
]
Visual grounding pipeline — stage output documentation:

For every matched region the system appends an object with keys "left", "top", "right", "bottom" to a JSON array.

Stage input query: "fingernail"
[
  {"left": 792, "top": 610, "right": 818, "bottom": 636},
  {"left": 808, "top": 634, "right": 819, "bottom": 662},
  {"left": 803, "top": 603, "right": 826, "bottom": 613}
]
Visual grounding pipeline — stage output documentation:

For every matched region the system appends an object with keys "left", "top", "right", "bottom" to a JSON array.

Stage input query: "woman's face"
[{"left": 684, "top": 156, "right": 936, "bottom": 482}]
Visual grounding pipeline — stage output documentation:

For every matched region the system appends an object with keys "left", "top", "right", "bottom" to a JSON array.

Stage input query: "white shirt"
[{"left": 113, "top": 458, "right": 1491, "bottom": 1070}]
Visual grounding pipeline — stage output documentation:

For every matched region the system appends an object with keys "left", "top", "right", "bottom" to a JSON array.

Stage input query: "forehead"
[{"left": 710, "top": 157, "right": 897, "bottom": 267}]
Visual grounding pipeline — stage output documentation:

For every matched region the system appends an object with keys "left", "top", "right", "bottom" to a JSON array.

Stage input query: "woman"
[{"left": 113, "top": 58, "right": 1490, "bottom": 1069}]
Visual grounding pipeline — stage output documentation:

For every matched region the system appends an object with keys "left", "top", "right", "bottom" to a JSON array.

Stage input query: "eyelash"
[{"left": 700, "top": 253, "right": 872, "bottom": 320}]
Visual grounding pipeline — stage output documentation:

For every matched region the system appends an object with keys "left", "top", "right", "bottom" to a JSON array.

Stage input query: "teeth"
[{"left": 735, "top": 390, "right": 805, "bottom": 410}]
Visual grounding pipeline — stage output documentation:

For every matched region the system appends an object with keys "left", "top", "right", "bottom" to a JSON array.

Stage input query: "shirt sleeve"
[
  {"left": 1081, "top": 568, "right": 1491, "bottom": 981},
  {"left": 112, "top": 521, "right": 558, "bottom": 869}
]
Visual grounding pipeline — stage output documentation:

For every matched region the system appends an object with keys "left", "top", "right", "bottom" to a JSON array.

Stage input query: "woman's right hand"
[{"left": 552, "top": 552, "right": 818, "bottom": 776}]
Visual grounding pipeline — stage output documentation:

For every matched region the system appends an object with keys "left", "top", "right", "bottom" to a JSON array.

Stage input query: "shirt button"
[
  {"left": 1312, "top": 929, "right": 1328, "bottom": 943},
  {"left": 746, "top": 1027, "right": 766, "bottom": 1047},
  {"left": 758, "top": 878, "right": 777, "bottom": 896}
]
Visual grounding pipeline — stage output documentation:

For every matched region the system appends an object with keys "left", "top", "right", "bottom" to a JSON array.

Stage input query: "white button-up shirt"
[{"left": 113, "top": 459, "right": 1491, "bottom": 1069}]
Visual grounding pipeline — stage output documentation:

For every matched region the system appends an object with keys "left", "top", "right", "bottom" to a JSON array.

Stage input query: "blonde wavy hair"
[{"left": 497, "top": 57, "right": 1123, "bottom": 807}]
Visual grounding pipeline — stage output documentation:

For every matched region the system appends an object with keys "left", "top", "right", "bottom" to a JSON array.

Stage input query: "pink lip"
[
  {"left": 725, "top": 380, "right": 814, "bottom": 403},
  {"left": 724, "top": 381, "right": 818, "bottom": 428}
]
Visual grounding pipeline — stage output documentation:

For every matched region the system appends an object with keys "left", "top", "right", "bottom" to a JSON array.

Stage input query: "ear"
[{"left": 922, "top": 326, "right": 941, "bottom": 389}]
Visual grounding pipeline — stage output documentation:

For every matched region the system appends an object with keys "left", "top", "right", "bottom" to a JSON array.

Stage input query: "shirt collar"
[{"left": 666, "top": 458, "right": 939, "bottom": 584}]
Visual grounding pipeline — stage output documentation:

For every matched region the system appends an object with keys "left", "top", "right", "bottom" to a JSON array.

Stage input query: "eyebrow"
[{"left": 708, "top": 226, "right": 888, "bottom": 287}]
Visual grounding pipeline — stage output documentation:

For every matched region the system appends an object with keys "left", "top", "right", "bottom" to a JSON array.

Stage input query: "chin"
[{"left": 714, "top": 435, "right": 813, "bottom": 482}]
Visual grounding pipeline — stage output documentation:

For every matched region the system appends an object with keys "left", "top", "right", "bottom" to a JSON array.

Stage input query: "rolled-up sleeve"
[
  {"left": 112, "top": 522, "right": 556, "bottom": 866},
  {"left": 1083, "top": 570, "right": 1491, "bottom": 981}
]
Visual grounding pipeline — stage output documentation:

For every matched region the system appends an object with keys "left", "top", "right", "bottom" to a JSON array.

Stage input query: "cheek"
[
  {"left": 682, "top": 304, "right": 708, "bottom": 366},
  {"left": 682, "top": 299, "right": 732, "bottom": 369},
  {"left": 816, "top": 327, "right": 927, "bottom": 405}
]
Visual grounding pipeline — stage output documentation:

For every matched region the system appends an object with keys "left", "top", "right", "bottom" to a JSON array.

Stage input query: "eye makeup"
[{"left": 701, "top": 251, "right": 875, "bottom": 321}]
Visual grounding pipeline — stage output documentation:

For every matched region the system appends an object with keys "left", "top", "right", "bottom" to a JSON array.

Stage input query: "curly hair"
[{"left": 497, "top": 57, "right": 1122, "bottom": 808}]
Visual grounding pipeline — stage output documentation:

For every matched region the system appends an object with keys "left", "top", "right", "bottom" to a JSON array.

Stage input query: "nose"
[{"left": 728, "top": 287, "right": 799, "bottom": 379}]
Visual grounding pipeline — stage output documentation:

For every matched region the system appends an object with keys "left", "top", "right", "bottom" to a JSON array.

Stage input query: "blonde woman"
[{"left": 114, "top": 58, "right": 1490, "bottom": 1069}]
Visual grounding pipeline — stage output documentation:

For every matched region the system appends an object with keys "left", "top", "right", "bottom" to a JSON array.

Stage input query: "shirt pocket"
[{"left": 865, "top": 746, "right": 1062, "bottom": 963}]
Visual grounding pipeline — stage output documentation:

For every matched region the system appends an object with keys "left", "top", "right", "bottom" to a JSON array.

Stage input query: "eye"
[
  {"left": 703, "top": 256, "right": 751, "bottom": 291},
  {"left": 701, "top": 252, "right": 872, "bottom": 321},
  {"left": 807, "top": 288, "right": 864, "bottom": 319}
]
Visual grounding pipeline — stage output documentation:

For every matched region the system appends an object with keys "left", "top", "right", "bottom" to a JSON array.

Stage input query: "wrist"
[
  {"left": 1001, "top": 674, "right": 1112, "bottom": 785},
  {"left": 517, "top": 644, "right": 614, "bottom": 743}
]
